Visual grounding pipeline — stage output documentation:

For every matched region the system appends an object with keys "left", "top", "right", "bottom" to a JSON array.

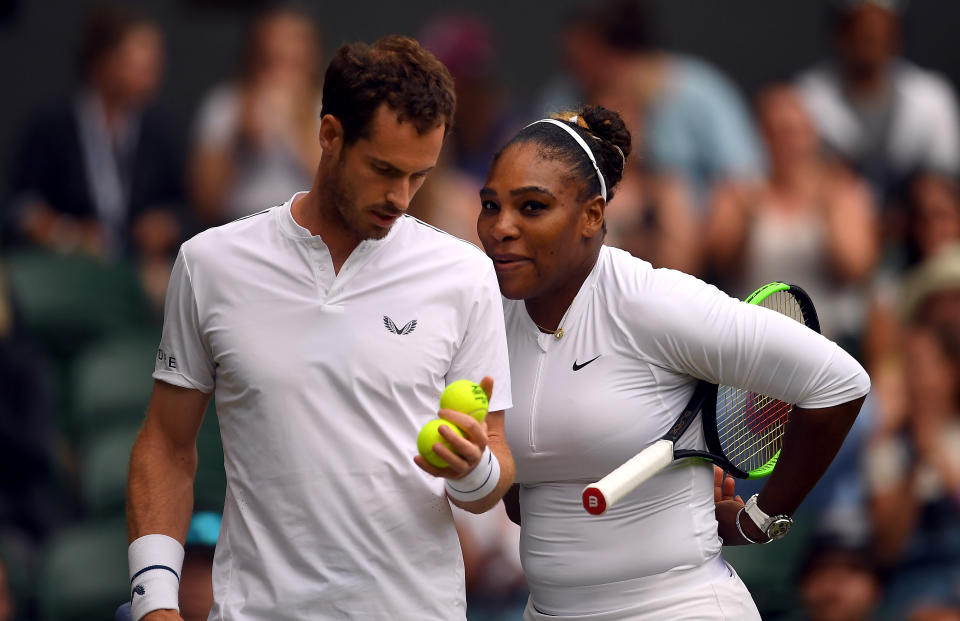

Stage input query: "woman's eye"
[
  {"left": 481, "top": 200, "right": 499, "bottom": 211},
  {"left": 522, "top": 201, "right": 546, "bottom": 212}
]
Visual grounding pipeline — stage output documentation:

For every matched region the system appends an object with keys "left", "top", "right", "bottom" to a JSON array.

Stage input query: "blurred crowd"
[{"left": 1, "top": 1, "right": 960, "bottom": 620}]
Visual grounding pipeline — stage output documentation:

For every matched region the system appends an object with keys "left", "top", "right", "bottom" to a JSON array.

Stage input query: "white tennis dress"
[
  {"left": 503, "top": 245, "right": 870, "bottom": 619},
  {"left": 154, "top": 194, "right": 512, "bottom": 620}
]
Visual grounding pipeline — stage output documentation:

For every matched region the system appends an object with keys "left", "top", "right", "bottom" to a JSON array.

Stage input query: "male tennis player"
[{"left": 125, "top": 36, "right": 514, "bottom": 621}]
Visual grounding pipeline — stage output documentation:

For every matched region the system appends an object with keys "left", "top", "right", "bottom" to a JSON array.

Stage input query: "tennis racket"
[{"left": 581, "top": 282, "right": 820, "bottom": 515}]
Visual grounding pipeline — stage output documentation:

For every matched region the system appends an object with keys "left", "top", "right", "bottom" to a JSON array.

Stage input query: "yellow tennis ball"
[
  {"left": 417, "top": 418, "right": 465, "bottom": 468},
  {"left": 440, "top": 379, "right": 489, "bottom": 422}
]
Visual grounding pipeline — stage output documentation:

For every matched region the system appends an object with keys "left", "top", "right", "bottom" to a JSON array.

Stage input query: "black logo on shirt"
[
  {"left": 157, "top": 348, "right": 177, "bottom": 369},
  {"left": 383, "top": 316, "right": 417, "bottom": 335},
  {"left": 572, "top": 355, "right": 601, "bottom": 371},
  {"left": 132, "top": 584, "right": 145, "bottom": 597}
]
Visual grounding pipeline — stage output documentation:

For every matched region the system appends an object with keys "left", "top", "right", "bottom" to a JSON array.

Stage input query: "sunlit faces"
[
  {"left": 477, "top": 142, "right": 604, "bottom": 301},
  {"left": 324, "top": 104, "right": 444, "bottom": 240}
]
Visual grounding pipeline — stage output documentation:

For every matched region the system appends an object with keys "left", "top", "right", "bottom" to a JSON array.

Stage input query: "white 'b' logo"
[{"left": 588, "top": 497, "right": 599, "bottom": 508}]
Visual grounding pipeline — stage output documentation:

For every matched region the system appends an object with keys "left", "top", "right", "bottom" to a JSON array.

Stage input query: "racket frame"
[{"left": 581, "top": 282, "right": 821, "bottom": 514}]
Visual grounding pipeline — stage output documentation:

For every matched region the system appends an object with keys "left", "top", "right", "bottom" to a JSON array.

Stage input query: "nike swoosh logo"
[{"left": 572, "top": 355, "right": 601, "bottom": 371}]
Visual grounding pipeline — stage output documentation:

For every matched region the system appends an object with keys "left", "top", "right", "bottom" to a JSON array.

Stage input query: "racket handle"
[{"left": 582, "top": 439, "right": 674, "bottom": 515}]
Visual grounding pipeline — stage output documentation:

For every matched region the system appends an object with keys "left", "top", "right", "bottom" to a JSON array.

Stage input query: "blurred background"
[{"left": 1, "top": 0, "right": 960, "bottom": 619}]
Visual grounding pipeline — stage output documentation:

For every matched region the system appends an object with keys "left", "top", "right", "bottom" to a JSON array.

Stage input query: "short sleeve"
[
  {"left": 635, "top": 270, "right": 870, "bottom": 409},
  {"left": 153, "top": 248, "right": 216, "bottom": 393},
  {"left": 446, "top": 261, "right": 512, "bottom": 413}
]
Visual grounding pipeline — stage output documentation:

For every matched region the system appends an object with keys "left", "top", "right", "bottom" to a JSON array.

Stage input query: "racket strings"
[{"left": 715, "top": 291, "right": 805, "bottom": 474}]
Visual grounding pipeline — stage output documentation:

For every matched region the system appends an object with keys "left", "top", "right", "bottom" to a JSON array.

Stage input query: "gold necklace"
[{"left": 533, "top": 320, "right": 564, "bottom": 339}]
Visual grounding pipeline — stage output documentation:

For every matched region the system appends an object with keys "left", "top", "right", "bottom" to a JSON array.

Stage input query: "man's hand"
[{"left": 414, "top": 377, "right": 494, "bottom": 480}]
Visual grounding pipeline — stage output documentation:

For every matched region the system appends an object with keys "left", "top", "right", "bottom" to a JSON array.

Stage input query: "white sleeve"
[
  {"left": 635, "top": 270, "right": 870, "bottom": 409},
  {"left": 153, "top": 248, "right": 216, "bottom": 393},
  {"left": 446, "top": 261, "right": 512, "bottom": 413}
]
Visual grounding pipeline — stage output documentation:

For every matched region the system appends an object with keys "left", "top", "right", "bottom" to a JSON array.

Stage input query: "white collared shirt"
[{"left": 154, "top": 194, "right": 512, "bottom": 620}]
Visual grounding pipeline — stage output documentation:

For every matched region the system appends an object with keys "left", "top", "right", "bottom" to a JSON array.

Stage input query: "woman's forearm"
[{"left": 754, "top": 397, "right": 866, "bottom": 520}]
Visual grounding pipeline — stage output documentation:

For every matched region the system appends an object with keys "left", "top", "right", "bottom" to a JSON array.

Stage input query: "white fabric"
[
  {"left": 128, "top": 534, "right": 184, "bottom": 621},
  {"left": 154, "top": 193, "right": 512, "bottom": 620},
  {"left": 446, "top": 446, "right": 500, "bottom": 502},
  {"left": 504, "top": 245, "right": 869, "bottom": 616},
  {"left": 521, "top": 557, "right": 760, "bottom": 621},
  {"left": 798, "top": 61, "right": 960, "bottom": 176}
]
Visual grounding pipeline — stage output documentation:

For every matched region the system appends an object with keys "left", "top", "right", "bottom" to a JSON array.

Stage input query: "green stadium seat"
[
  {"left": 78, "top": 405, "right": 224, "bottom": 520},
  {"left": 70, "top": 335, "right": 157, "bottom": 437},
  {"left": 79, "top": 426, "right": 140, "bottom": 518},
  {"left": 37, "top": 519, "right": 129, "bottom": 621},
  {"left": 4, "top": 250, "right": 152, "bottom": 358}
]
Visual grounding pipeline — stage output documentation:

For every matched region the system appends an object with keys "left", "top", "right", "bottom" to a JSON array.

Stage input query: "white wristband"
[
  {"left": 445, "top": 446, "right": 501, "bottom": 502},
  {"left": 128, "top": 534, "right": 184, "bottom": 621}
]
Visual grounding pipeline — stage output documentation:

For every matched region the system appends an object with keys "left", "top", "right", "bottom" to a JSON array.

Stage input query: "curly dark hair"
[
  {"left": 320, "top": 35, "right": 456, "bottom": 144},
  {"left": 495, "top": 105, "right": 632, "bottom": 203}
]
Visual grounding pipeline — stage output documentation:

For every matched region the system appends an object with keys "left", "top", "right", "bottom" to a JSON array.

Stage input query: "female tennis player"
[{"left": 477, "top": 105, "right": 870, "bottom": 619}]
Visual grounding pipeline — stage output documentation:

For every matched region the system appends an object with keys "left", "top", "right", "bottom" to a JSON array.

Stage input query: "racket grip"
[{"left": 582, "top": 439, "right": 674, "bottom": 515}]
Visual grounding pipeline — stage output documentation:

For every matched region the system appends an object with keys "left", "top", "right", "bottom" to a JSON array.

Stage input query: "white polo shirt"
[
  {"left": 504, "top": 245, "right": 869, "bottom": 616},
  {"left": 153, "top": 194, "right": 512, "bottom": 620}
]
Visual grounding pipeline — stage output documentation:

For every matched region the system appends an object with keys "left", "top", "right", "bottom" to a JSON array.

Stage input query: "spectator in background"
[
  {"left": 865, "top": 322, "right": 960, "bottom": 619},
  {"left": 189, "top": 7, "right": 323, "bottom": 226},
  {"left": 419, "top": 13, "right": 523, "bottom": 184},
  {"left": 894, "top": 173, "right": 960, "bottom": 272},
  {"left": 540, "top": 0, "right": 765, "bottom": 214},
  {"left": 796, "top": 535, "right": 881, "bottom": 621},
  {"left": 704, "top": 85, "right": 878, "bottom": 348},
  {"left": 797, "top": 0, "right": 960, "bottom": 210},
  {"left": 595, "top": 120, "right": 700, "bottom": 274},
  {"left": 410, "top": 13, "right": 523, "bottom": 246},
  {"left": 8, "top": 4, "right": 183, "bottom": 261},
  {"left": 865, "top": 174, "right": 960, "bottom": 381}
]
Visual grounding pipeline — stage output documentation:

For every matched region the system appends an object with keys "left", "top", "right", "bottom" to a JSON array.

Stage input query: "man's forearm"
[{"left": 127, "top": 422, "right": 198, "bottom": 544}]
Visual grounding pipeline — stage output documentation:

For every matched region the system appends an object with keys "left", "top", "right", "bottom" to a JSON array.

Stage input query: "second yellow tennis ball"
[
  {"left": 417, "top": 419, "right": 465, "bottom": 468},
  {"left": 440, "top": 379, "right": 489, "bottom": 422}
]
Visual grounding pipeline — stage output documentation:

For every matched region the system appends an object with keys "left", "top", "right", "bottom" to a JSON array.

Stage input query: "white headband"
[{"left": 524, "top": 117, "right": 607, "bottom": 201}]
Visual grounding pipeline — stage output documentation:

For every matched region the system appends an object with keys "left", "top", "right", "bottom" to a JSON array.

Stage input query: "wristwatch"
[{"left": 742, "top": 494, "right": 793, "bottom": 541}]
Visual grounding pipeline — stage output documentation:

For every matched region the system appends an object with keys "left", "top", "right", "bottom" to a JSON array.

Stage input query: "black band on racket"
[
  {"left": 663, "top": 381, "right": 715, "bottom": 443},
  {"left": 784, "top": 283, "right": 821, "bottom": 333}
]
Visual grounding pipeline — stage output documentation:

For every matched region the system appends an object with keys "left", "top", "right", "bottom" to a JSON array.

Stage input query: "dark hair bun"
[{"left": 580, "top": 104, "right": 632, "bottom": 161}]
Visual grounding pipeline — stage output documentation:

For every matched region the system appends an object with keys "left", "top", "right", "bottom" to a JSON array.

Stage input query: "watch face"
[{"left": 768, "top": 518, "right": 792, "bottom": 539}]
